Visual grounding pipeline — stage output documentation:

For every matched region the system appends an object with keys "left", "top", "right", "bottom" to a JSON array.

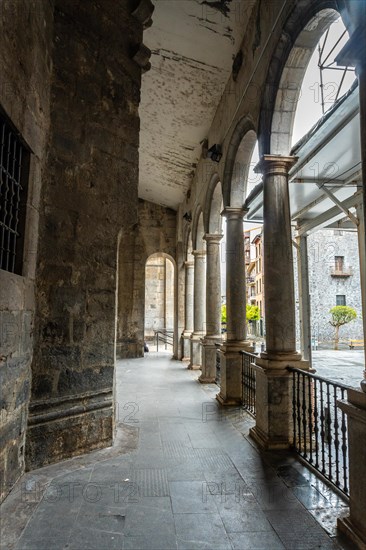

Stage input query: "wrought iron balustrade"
[
  {"left": 241, "top": 351, "right": 258, "bottom": 417},
  {"left": 288, "top": 367, "right": 350, "bottom": 498},
  {"left": 215, "top": 343, "right": 221, "bottom": 385}
]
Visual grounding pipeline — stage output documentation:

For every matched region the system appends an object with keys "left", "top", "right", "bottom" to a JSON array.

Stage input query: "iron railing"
[
  {"left": 155, "top": 329, "right": 173, "bottom": 351},
  {"left": 215, "top": 343, "right": 221, "bottom": 385},
  {"left": 288, "top": 367, "right": 350, "bottom": 498},
  {"left": 0, "top": 113, "right": 30, "bottom": 274},
  {"left": 241, "top": 351, "right": 257, "bottom": 417}
]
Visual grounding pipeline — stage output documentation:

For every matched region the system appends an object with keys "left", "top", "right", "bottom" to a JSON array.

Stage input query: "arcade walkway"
[{"left": 1, "top": 354, "right": 351, "bottom": 550}]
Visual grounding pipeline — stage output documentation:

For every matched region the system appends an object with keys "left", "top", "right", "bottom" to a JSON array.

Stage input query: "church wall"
[{"left": 0, "top": 0, "right": 53, "bottom": 502}]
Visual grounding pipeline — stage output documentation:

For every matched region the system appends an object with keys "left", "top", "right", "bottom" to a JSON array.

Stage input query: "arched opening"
[
  {"left": 223, "top": 121, "right": 257, "bottom": 207},
  {"left": 252, "top": 5, "right": 363, "bottom": 378},
  {"left": 144, "top": 253, "right": 175, "bottom": 353},
  {"left": 270, "top": 9, "right": 342, "bottom": 155}
]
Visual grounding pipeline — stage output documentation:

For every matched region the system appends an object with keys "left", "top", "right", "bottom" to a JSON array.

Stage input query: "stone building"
[
  {"left": 244, "top": 227, "right": 363, "bottom": 344},
  {"left": 1, "top": 0, "right": 366, "bottom": 547}
]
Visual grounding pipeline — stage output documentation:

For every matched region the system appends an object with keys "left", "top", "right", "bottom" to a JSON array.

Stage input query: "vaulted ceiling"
[{"left": 138, "top": 0, "right": 256, "bottom": 210}]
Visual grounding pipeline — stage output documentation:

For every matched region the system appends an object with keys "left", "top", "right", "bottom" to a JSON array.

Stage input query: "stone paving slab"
[{"left": 1, "top": 353, "right": 353, "bottom": 550}]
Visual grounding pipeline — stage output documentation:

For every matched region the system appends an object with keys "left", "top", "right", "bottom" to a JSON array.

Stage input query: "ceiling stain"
[{"left": 201, "top": 0, "right": 233, "bottom": 18}]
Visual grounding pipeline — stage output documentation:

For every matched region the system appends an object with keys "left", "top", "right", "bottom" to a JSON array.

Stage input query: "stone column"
[
  {"left": 297, "top": 234, "right": 312, "bottom": 364},
  {"left": 217, "top": 208, "right": 252, "bottom": 405},
  {"left": 337, "top": 387, "right": 366, "bottom": 547},
  {"left": 336, "top": 25, "right": 366, "bottom": 377},
  {"left": 200, "top": 234, "right": 223, "bottom": 383},
  {"left": 182, "top": 260, "right": 194, "bottom": 361},
  {"left": 189, "top": 250, "right": 206, "bottom": 369},
  {"left": 250, "top": 156, "right": 308, "bottom": 450}
]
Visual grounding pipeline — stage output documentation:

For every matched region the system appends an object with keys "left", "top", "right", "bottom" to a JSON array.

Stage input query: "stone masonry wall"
[
  {"left": 308, "top": 229, "right": 363, "bottom": 343},
  {"left": 25, "top": 0, "right": 143, "bottom": 470},
  {"left": 0, "top": 0, "right": 53, "bottom": 502},
  {"left": 117, "top": 199, "right": 176, "bottom": 358},
  {"left": 294, "top": 229, "right": 363, "bottom": 348}
]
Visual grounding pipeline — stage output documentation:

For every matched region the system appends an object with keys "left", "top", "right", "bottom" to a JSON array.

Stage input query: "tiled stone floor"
[
  {"left": 311, "top": 350, "right": 364, "bottom": 388},
  {"left": 1, "top": 353, "right": 354, "bottom": 550}
]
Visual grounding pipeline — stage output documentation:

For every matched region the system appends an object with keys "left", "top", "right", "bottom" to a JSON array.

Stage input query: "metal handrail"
[{"left": 155, "top": 329, "right": 173, "bottom": 351}]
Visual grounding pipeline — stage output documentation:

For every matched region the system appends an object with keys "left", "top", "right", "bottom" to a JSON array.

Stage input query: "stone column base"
[
  {"left": 199, "top": 337, "right": 221, "bottom": 383},
  {"left": 188, "top": 332, "right": 204, "bottom": 370},
  {"left": 181, "top": 332, "right": 192, "bottom": 362},
  {"left": 337, "top": 516, "right": 366, "bottom": 550},
  {"left": 337, "top": 387, "right": 366, "bottom": 549},
  {"left": 216, "top": 341, "right": 253, "bottom": 405},
  {"left": 249, "top": 354, "right": 309, "bottom": 450}
]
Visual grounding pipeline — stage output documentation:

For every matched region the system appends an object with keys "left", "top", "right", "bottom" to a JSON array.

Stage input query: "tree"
[
  {"left": 246, "top": 304, "right": 260, "bottom": 322},
  {"left": 329, "top": 306, "right": 357, "bottom": 350},
  {"left": 221, "top": 304, "right": 260, "bottom": 325},
  {"left": 221, "top": 304, "right": 227, "bottom": 325}
]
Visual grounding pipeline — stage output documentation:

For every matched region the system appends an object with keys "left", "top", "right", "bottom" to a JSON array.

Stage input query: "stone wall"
[
  {"left": 0, "top": 0, "right": 53, "bottom": 502},
  {"left": 117, "top": 199, "right": 176, "bottom": 358},
  {"left": 294, "top": 229, "right": 363, "bottom": 348},
  {"left": 25, "top": 0, "right": 143, "bottom": 471},
  {"left": 308, "top": 229, "right": 363, "bottom": 343}
]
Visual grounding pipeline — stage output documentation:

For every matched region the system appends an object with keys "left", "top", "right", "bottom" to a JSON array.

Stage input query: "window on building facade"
[
  {"left": 336, "top": 295, "right": 346, "bottom": 306},
  {"left": 0, "top": 109, "right": 30, "bottom": 275},
  {"left": 335, "top": 256, "right": 344, "bottom": 271}
]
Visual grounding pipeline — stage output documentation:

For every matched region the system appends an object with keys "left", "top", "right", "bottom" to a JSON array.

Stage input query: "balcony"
[
  {"left": 330, "top": 266, "right": 353, "bottom": 277},
  {"left": 246, "top": 276, "right": 255, "bottom": 284}
]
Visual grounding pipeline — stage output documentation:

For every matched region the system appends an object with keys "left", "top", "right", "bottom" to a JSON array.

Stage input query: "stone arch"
[
  {"left": 191, "top": 206, "right": 205, "bottom": 250},
  {"left": 144, "top": 252, "right": 176, "bottom": 351},
  {"left": 222, "top": 117, "right": 257, "bottom": 208},
  {"left": 259, "top": 0, "right": 343, "bottom": 156},
  {"left": 203, "top": 173, "right": 223, "bottom": 234},
  {"left": 183, "top": 226, "right": 194, "bottom": 262}
]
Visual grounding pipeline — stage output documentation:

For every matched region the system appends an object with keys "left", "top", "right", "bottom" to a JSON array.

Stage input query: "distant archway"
[{"left": 144, "top": 253, "right": 175, "bottom": 353}]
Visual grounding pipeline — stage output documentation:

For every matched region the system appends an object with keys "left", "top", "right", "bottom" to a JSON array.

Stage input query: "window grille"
[{"left": 0, "top": 110, "right": 30, "bottom": 274}]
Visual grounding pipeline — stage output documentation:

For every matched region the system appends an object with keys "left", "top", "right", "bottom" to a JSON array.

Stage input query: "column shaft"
[
  {"left": 250, "top": 156, "right": 308, "bottom": 450},
  {"left": 261, "top": 156, "right": 297, "bottom": 357},
  {"left": 225, "top": 210, "right": 247, "bottom": 342},
  {"left": 357, "top": 62, "right": 366, "bottom": 375},
  {"left": 182, "top": 260, "right": 194, "bottom": 361},
  {"left": 189, "top": 250, "right": 206, "bottom": 369},
  {"left": 217, "top": 209, "right": 252, "bottom": 405},
  {"left": 297, "top": 235, "right": 312, "bottom": 364},
  {"left": 200, "top": 234, "right": 223, "bottom": 383}
]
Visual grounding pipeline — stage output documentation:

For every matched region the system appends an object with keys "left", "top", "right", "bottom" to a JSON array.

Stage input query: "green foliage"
[
  {"left": 221, "top": 304, "right": 227, "bottom": 324},
  {"left": 329, "top": 306, "right": 357, "bottom": 350},
  {"left": 221, "top": 303, "right": 260, "bottom": 324},
  {"left": 329, "top": 306, "right": 357, "bottom": 327},
  {"left": 246, "top": 304, "right": 260, "bottom": 322}
]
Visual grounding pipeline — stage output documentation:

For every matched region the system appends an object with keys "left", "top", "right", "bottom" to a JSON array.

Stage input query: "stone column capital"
[
  {"left": 221, "top": 207, "right": 246, "bottom": 220},
  {"left": 192, "top": 249, "right": 206, "bottom": 258},
  {"left": 255, "top": 155, "right": 298, "bottom": 177},
  {"left": 184, "top": 260, "right": 194, "bottom": 268},
  {"left": 204, "top": 233, "right": 224, "bottom": 244}
]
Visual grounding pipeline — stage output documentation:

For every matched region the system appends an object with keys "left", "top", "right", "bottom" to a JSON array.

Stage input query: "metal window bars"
[{"left": 0, "top": 112, "right": 29, "bottom": 274}]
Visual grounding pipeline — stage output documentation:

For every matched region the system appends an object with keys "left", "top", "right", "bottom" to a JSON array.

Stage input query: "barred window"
[{"left": 0, "top": 109, "right": 30, "bottom": 274}]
